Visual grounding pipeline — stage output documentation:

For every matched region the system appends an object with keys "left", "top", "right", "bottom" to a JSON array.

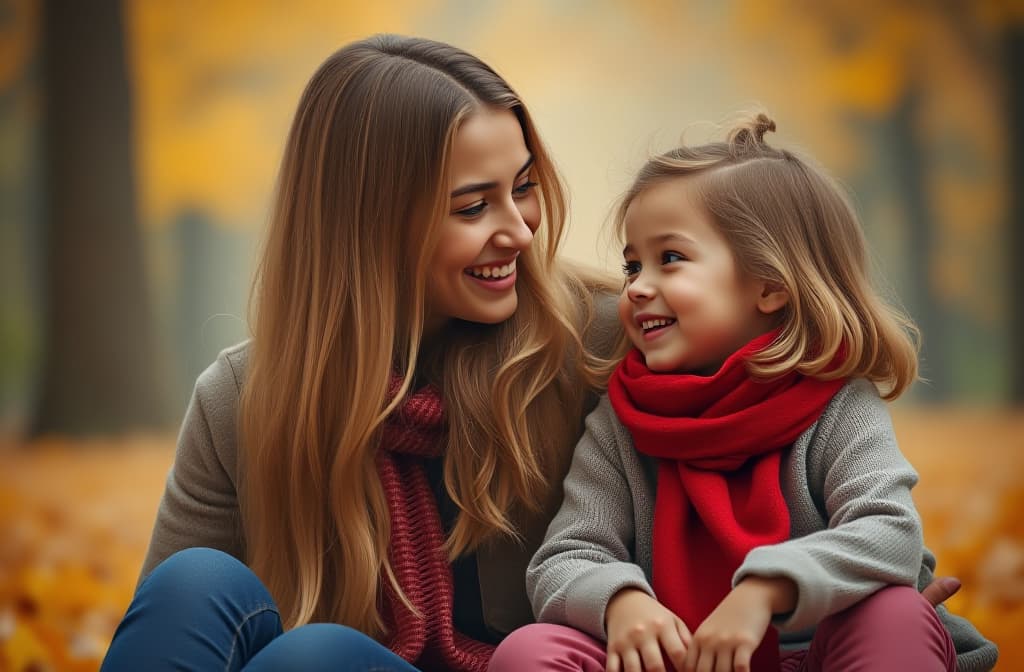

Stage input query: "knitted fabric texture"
[
  {"left": 608, "top": 332, "right": 845, "bottom": 672},
  {"left": 377, "top": 375, "right": 493, "bottom": 672}
]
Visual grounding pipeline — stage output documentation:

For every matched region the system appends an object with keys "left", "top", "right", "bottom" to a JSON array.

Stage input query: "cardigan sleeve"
[
  {"left": 138, "top": 346, "right": 247, "bottom": 585},
  {"left": 733, "top": 379, "right": 923, "bottom": 632},
  {"left": 527, "top": 397, "right": 654, "bottom": 641}
]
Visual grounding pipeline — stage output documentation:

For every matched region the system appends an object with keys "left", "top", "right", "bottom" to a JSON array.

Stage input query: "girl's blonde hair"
[
  {"left": 240, "top": 34, "right": 614, "bottom": 635},
  {"left": 616, "top": 112, "right": 918, "bottom": 398}
]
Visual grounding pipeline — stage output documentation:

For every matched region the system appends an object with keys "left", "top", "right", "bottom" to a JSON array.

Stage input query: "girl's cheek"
[{"left": 617, "top": 292, "right": 640, "bottom": 342}]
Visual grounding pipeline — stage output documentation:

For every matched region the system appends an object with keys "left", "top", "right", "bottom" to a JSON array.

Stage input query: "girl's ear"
[{"left": 756, "top": 282, "right": 789, "bottom": 315}]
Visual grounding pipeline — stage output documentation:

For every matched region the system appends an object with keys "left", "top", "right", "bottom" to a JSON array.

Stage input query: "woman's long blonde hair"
[
  {"left": 616, "top": 113, "right": 918, "bottom": 398},
  {"left": 239, "top": 35, "right": 613, "bottom": 635}
]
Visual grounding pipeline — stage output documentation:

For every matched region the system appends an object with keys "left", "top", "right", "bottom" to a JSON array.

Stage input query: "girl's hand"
[
  {"left": 605, "top": 588, "right": 691, "bottom": 672},
  {"left": 684, "top": 577, "right": 795, "bottom": 672}
]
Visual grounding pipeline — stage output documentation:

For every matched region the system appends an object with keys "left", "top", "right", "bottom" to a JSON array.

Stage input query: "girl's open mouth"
[{"left": 640, "top": 317, "right": 676, "bottom": 334}]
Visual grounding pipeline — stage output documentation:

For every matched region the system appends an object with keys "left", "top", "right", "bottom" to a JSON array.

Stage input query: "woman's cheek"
[{"left": 519, "top": 196, "right": 541, "bottom": 234}]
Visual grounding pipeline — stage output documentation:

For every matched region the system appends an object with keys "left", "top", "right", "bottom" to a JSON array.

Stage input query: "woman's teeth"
[
  {"left": 642, "top": 318, "right": 676, "bottom": 331},
  {"left": 467, "top": 260, "right": 515, "bottom": 280}
]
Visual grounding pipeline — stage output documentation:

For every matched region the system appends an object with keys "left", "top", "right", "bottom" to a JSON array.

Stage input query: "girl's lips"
[
  {"left": 642, "top": 322, "right": 674, "bottom": 342},
  {"left": 634, "top": 315, "right": 677, "bottom": 339}
]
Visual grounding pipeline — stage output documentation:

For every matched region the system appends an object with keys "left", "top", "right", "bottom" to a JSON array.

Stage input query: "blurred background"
[{"left": 1, "top": 0, "right": 1021, "bottom": 670}]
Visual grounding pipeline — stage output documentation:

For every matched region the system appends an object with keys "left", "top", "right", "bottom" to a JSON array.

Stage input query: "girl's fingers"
[
  {"left": 605, "top": 650, "right": 621, "bottom": 672},
  {"left": 675, "top": 618, "right": 693, "bottom": 647},
  {"left": 660, "top": 628, "right": 688, "bottom": 671},
  {"left": 622, "top": 648, "right": 644, "bottom": 672},
  {"left": 733, "top": 644, "right": 754, "bottom": 672},
  {"left": 639, "top": 638, "right": 669, "bottom": 672},
  {"left": 683, "top": 640, "right": 699, "bottom": 672},
  {"left": 715, "top": 648, "right": 733, "bottom": 672},
  {"left": 695, "top": 648, "right": 716, "bottom": 672}
]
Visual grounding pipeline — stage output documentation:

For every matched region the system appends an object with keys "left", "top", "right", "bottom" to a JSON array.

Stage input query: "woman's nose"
[{"left": 492, "top": 208, "right": 534, "bottom": 250}]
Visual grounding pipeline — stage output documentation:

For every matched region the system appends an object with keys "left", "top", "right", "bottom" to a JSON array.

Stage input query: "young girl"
[{"left": 489, "top": 115, "right": 998, "bottom": 672}]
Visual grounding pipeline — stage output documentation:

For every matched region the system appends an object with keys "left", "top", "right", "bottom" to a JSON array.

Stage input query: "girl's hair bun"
[{"left": 728, "top": 112, "right": 777, "bottom": 151}]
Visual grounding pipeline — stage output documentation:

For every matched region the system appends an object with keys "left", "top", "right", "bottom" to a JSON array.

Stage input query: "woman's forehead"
[{"left": 448, "top": 109, "right": 530, "bottom": 186}]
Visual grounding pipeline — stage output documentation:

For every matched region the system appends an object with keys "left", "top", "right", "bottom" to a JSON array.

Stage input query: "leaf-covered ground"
[{"left": 1, "top": 410, "right": 1021, "bottom": 671}]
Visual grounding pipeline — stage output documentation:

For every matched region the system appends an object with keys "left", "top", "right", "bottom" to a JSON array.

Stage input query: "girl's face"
[
  {"left": 617, "top": 177, "right": 779, "bottom": 375},
  {"left": 424, "top": 108, "right": 539, "bottom": 334}
]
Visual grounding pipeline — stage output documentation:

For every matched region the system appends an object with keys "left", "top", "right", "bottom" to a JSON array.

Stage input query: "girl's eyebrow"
[
  {"left": 450, "top": 156, "right": 534, "bottom": 198},
  {"left": 622, "top": 232, "right": 696, "bottom": 256}
]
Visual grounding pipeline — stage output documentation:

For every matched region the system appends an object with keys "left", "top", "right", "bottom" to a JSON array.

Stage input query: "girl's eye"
[
  {"left": 512, "top": 180, "right": 539, "bottom": 199},
  {"left": 621, "top": 260, "right": 641, "bottom": 277},
  {"left": 663, "top": 251, "right": 687, "bottom": 264},
  {"left": 455, "top": 201, "right": 487, "bottom": 218}
]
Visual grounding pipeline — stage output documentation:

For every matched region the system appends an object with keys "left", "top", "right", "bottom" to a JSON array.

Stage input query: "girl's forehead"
[
  {"left": 624, "top": 181, "right": 702, "bottom": 230},
  {"left": 621, "top": 180, "right": 726, "bottom": 254},
  {"left": 630, "top": 177, "right": 701, "bottom": 212}
]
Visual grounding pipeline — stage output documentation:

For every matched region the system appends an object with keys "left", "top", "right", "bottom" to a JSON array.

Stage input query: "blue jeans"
[{"left": 100, "top": 547, "right": 420, "bottom": 671}]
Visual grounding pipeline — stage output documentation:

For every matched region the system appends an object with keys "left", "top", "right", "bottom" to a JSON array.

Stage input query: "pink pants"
[{"left": 488, "top": 586, "right": 956, "bottom": 672}]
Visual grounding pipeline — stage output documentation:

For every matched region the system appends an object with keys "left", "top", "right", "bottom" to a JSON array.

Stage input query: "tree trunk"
[
  {"left": 1009, "top": 25, "right": 1024, "bottom": 404},
  {"left": 32, "top": 0, "right": 167, "bottom": 435},
  {"left": 889, "top": 85, "right": 949, "bottom": 401}
]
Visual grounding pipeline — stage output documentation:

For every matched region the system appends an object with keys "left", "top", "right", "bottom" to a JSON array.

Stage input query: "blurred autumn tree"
[
  {"left": 1009, "top": 22, "right": 1023, "bottom": 403},
  {"left": 730, "top": 0, "right": 1020, "bottom": 402},
  {"left": 1, "top": 0, "right": 1021, "bottom": 440},
  {"left": 31, "top": 0, "right": 167, "bottom": 435},
  {"left": 0, "top": 0, "right": 40, "bottom": 434}
]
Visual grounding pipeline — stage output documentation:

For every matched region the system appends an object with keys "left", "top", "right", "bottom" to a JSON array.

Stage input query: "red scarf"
[
  {"left": 607, "top": 332, "right": 845, "bottom": 672},
  {"left": 376, "top": 376, "right": 493, "bottom": 672}
]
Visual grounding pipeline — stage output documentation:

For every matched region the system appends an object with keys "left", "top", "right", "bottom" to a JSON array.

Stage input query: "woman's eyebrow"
[{"left": 450, "top": 155, "right": 534, "bottom": 198}]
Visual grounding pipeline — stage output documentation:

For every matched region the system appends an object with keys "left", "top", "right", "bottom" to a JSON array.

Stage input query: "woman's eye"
[
  {"left": 621, "top": 260, "right": 641, "bottom": 277},
  {"left": 663, "top": 251, "right": 687, "bottom": 264},
  {"left": 512, "top": 180, "right": 538, "bottom": 199},
  {"left": 455, "top": 201, "right": 487, "bottom": 218}
]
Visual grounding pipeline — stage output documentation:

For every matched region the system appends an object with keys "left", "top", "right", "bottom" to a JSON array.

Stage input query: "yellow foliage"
[
  {"left": 2, "top": 621, "right": 51, "bottom": 672},
  {"left": 1, "top": 411, "right": 1022, "bottom": 670},
  {"left": 0, "top": 0, "right": 36, "bottom": 91},
  {"left": 0, "top": 440, "right": 172, "bottom": 672},
  {"left": 125, "top": 0, "right": 426, "bottom": 229}
]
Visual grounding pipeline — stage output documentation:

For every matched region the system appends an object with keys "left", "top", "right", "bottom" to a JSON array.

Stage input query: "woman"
[
  {"left": 101, "top": 35, "right": 959, "bottom": 672},
  {"left": 101, "top": 33, "right": 621, "bottom": 672}
]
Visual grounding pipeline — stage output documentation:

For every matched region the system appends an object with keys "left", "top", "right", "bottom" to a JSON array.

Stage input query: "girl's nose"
[{"left": 626, "top": 273, "right": 654, "bottom": 302}]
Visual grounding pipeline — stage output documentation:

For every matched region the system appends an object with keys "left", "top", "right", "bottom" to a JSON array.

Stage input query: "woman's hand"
[
  {"left": 684, "top": 577, "right": 795, "bottom": 672},
  {"left": 922, "top": 576, "right": 960, "bottom": 607},
  {"left": 605, "top": 588, "right": 691, "bottom": 672}
]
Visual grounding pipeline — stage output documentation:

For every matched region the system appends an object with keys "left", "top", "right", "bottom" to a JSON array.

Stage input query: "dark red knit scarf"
[
  {"left": 376, "top": 375, "right": 493, "bottom": 672},
  {"left": 607, "top": 332, "right": 845, "bottom": 672}
]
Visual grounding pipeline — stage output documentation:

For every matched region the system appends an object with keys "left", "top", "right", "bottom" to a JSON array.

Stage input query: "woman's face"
[{"left": 424, "top": 108, "right": 540, "bottom": 334}]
